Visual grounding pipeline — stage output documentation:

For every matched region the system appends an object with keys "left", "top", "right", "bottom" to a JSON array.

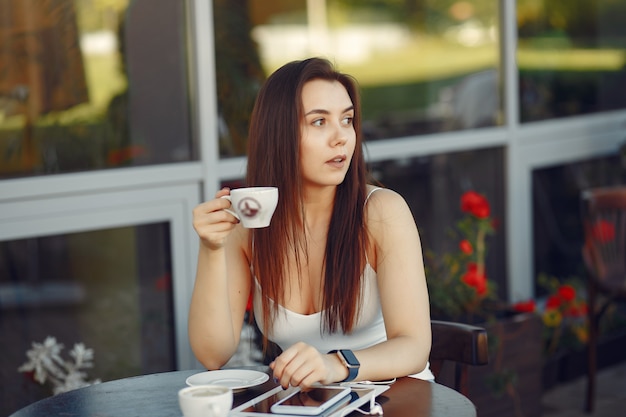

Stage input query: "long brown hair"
[{"left": 246, "top": 57, "right": 368, "bottom": 348}]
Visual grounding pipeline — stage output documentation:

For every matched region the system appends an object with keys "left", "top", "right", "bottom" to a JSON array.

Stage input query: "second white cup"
[
  {"left": 178, "top": 385, "right": 233, "bottom": 417},
  {"left": 221, "top": 187, "right": 278, "bottom": 228}
]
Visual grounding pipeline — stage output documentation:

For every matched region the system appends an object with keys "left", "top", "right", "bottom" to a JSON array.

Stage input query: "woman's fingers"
[
  {"left": 192, "top": 190, "right": 240, "bottom": 248},
  {"left": 270, "top": 343, "right": 327, "bottom": 389}
]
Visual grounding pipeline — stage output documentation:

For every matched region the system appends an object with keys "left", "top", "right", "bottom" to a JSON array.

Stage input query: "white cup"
[
  {"left": 178, "top": 385, "right": 233, "bottom": 417},
  {"left": 221, "top": 187, "right": 278, "bottom": 228}
]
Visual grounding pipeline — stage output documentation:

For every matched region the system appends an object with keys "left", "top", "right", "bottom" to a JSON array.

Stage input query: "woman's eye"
[
  {"left": 312, "top": 119, "right": 324, "bottom": 127},
  {"left": 342, "top": 116, "right": 354, "bottom": 125}
]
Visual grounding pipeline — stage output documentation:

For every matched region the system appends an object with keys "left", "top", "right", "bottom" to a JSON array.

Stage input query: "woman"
[{"left": 190, "top": 57, "right": 432, "bottom": 389}]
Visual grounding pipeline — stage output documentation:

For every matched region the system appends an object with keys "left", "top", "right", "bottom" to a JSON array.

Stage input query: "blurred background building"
[{"left": 1, "top": 0, "right": 625, "bottom": 414}]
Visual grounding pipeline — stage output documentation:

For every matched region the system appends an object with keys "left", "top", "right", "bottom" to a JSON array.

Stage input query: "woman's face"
[{"left": 299, "top": 79, "right": 356, "bottom": 189}]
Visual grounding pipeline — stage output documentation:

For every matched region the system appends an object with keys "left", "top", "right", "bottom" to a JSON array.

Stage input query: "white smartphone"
[{"left": 270, "top": 386, "right": 352, "bottom": 415}]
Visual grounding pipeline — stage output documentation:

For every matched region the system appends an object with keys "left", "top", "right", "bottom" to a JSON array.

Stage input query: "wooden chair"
[
  {"left": 580, "top": 186, "right": 626, "bottom": 413},
  {"left": 429, "top": 320, "right": 489, "bottom": 396}
]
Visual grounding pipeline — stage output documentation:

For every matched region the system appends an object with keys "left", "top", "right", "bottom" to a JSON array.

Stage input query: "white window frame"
[{"left": 0, "top": 164, "right": 203, "bottom": 369}]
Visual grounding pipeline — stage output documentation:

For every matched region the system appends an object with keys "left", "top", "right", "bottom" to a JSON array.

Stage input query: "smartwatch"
[{"left": 329, "top": 349, "right": 360, "bottom": 382}]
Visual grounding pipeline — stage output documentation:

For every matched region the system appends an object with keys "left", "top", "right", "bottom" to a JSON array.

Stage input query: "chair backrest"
[
  {"left": 581, "top": 186, "right": 626, "bottom": 296},
  {"left": 429, "top": 320, "right": 489, "bottom": 396}
]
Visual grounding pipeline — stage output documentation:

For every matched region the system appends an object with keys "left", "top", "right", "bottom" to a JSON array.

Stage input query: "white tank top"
[
  {"left": 253, "top": 263, "right": 385, "bottom": 352},
  {"left": 251, "top": 187, "right": 433, "bottom": 380}
]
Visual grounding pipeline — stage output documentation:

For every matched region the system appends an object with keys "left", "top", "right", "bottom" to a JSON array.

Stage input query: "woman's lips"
[{"left": 326, "top": 154, "right": 347, "bottom": 168}]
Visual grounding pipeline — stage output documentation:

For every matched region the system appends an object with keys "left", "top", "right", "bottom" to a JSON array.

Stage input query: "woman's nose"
[
  {"left": 331, "top": 124, "right": 348, "bottom": 146},
  {"left": 332, "top": 136, "right": 346, "bottom": 148}
]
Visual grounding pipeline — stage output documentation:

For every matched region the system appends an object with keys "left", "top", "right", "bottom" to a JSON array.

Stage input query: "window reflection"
[
  {"left": 0, "top": 224, "right": 176, "bottom": 416},
  {"left": 215, "top": 0, "right": 503, "bottom": 157},
  {"left": 532, "top": 153, "right": 625, "bottom": 296},
  {"left": 369, "top": 147, "right": 507, "bottom": 300},
  {"left": 0, "top": 0, "right": 193, "bottom": 179},
  {"left": 518, "top": 0, "right": 626, "bottom": 122}
]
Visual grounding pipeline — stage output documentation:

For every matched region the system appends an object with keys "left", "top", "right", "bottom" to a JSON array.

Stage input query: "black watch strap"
[{"left": 329, "top": 349, "right": 360, "bottom": 382}]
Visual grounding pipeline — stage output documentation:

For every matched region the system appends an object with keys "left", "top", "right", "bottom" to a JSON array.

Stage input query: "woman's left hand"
[{"left": 269, "top": 342, "right": 346, "bottom": 389}]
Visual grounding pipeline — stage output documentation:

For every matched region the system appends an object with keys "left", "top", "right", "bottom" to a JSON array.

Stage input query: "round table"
[{"left": 9, "top": 369, "right": 476, "bottom": 417}]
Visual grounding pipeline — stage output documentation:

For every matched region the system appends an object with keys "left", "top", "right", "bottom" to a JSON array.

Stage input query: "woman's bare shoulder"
[
  {"left": 365, "top": 185, "right": 410, "bottom": 218},
  {"left": 365, "top": 186, "right": 419, "bottom": 268}
]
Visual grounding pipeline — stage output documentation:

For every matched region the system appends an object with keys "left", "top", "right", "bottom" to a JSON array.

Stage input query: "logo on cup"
[{"left": 237, "top": 197, "right": 261, "bottom": 218}]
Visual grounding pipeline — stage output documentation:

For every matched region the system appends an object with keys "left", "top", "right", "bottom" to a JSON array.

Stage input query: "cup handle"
[{"left": 220, "top": 195, "right": 240, "bottom": 220}]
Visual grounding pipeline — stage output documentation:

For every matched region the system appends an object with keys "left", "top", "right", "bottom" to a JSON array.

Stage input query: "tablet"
[{"left": 230, "top": 384, "right": 389, "bottom": 417}]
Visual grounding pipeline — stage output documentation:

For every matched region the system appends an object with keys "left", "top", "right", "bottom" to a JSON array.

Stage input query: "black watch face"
[{"left": 341, "top": 349, "right": 359, "bottom": 366}]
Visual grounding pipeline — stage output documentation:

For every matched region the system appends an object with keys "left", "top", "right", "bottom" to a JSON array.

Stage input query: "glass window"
[
  {"left": 518, "top": 0, "right": 626, "bottom": 122},
  {"left": 532, "top": 152, "right": 625, "bottom": 296},
  {"left": 214, "top": 0, "right": 503, "bottom": 157},
  {"left": 369, "top": 147, "right": 507, "bottom": 300},
  {"left": 0, "top": 224, "right": 175, "bottom": 416},
  {"left": 0, "top": 0, "right": 194, "bottom": 179}
]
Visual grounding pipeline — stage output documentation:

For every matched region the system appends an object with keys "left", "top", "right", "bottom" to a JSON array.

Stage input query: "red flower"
[
  {"left": 557, "top": 284, "right": 576, "bottom": 302},
  {"left": 513, "top": 300, "right": 536, "bottom": 313},
  {"left": 155, "top": 273, "right": 171, "bottom": 292},
  {"left": 460, "top": 191, "right": 491, "bottom": 219},
  {"left": 107, "top": 145, "right": 146, "bottom": 166},
  {"left": 21, "top": 370, "right": 36, "bottom": 383},
  {"left": 591, "top": 220, "right": 615, "bottom": 243},
  {"left": 545, "top": 295, "right": 562, "bottom": 310},
  {"left": 461, "top": 263, "right": 487, "bottom": 295},
  {"left": 459, "top": 239, "right": 473, "bottom": 254},
  {"left": 565, "top": 302, "right": 588, "bottom": 317}
]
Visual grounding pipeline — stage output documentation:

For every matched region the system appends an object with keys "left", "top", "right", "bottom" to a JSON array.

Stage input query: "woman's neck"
[{"left": 302, "top": 186, "right": 336, "bottom": 229}]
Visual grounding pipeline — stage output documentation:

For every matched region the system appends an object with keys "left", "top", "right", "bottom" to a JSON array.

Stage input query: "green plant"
[
  {"left": 426, "top": 190, "right": 534, "bottom": 417},
  {"left": 426, "top": 190, "right": 498, "bottom": 322},
  {"left": 512, "top": 274, "right": 589, "bottom": 357},
  {"left": 540, "top": 275, "right": 589, "bottom": 355}
]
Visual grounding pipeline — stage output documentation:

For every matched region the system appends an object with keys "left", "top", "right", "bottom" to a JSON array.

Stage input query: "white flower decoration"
[{"left": 18, "top": 336, "right": 100, "bottom": 395}]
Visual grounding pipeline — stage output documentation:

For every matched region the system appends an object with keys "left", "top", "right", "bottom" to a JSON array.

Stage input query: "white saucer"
[{"left": 186, "top": 369, "right": 269, "bottom": 393}]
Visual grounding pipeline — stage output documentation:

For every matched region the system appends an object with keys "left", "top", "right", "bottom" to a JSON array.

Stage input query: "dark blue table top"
[{"left": 10, "top": 369, "right": 476, "bottom": 417}]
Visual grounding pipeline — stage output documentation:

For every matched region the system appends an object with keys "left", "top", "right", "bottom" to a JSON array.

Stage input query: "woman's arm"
[
  {"left": 354, "top": 188, "right": 431, "bottom": 380},
  {"left": 188, "top": 190, "right": 252, "bottom": 370}
]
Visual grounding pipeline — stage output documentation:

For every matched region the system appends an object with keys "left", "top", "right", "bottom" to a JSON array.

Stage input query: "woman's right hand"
[{"left": 192, "top": 188, "right": 240, "bottom": 250}]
